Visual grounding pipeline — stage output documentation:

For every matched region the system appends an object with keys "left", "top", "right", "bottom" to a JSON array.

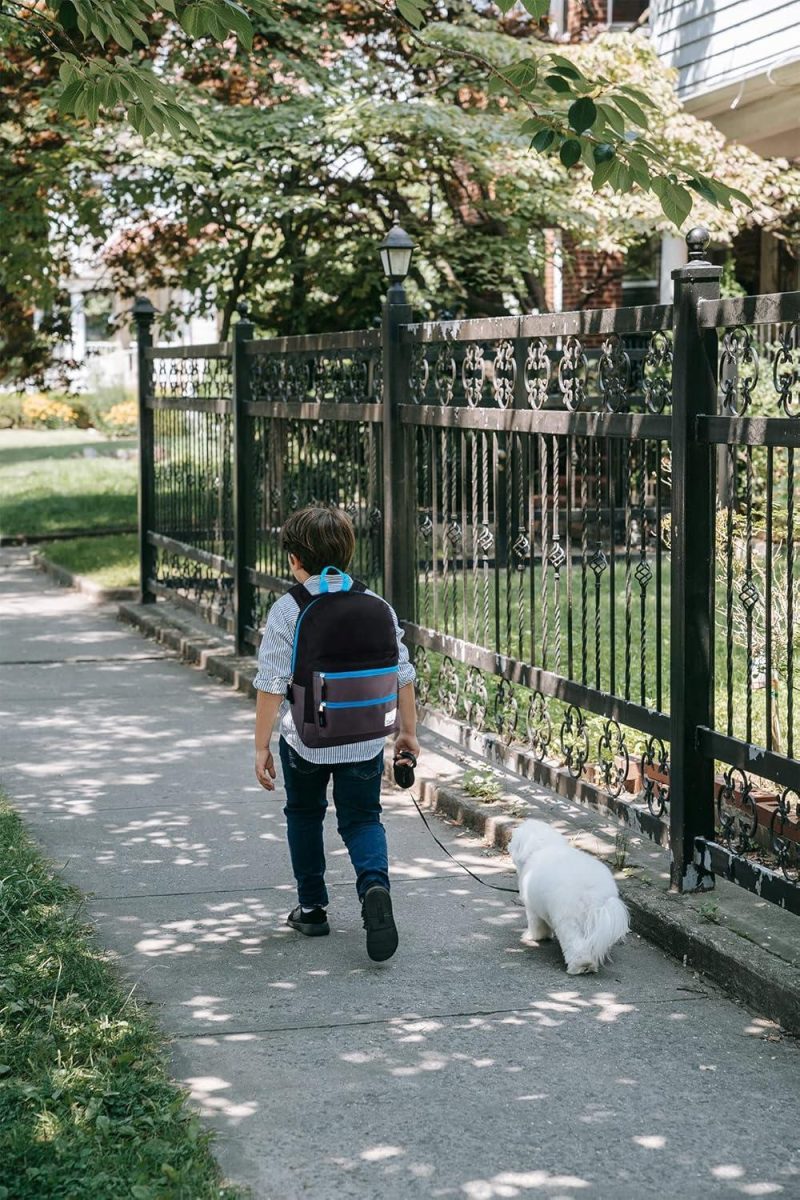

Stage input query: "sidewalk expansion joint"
[{"left": 172, "top": 996, "right": 713, "bottom": 1042}]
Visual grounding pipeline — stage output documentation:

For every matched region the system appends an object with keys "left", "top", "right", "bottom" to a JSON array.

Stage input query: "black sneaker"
[
  {"left": 287, "top": 905, "right": 330, "bottom": 937},
  {"left": 361, "top": 886, "right": 398, "bottom": 962}
]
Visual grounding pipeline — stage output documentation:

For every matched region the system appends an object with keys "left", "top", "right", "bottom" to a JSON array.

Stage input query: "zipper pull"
[
  {"left": 286, "top": 675, "right": 294, "bottom": 703},
  {"left": 320, "top": 673, "right": 326, "bottom": 702},
  {"left": 318, "top": 701, "right": 327, "bottom": 728}
]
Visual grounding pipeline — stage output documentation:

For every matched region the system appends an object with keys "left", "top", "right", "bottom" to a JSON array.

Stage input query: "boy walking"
[{"left": 253, "top": 506, "right": 419, "bottom": 962}]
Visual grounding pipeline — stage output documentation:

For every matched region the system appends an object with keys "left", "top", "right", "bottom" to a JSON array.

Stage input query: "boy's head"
[{"left": 281, "top": 506, "right": 356, "bottom": 579}]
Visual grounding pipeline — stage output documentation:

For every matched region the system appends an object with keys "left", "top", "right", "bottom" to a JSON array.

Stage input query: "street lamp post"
[{"left": 380, "top": 213, "right": 416, "bottom": 617}]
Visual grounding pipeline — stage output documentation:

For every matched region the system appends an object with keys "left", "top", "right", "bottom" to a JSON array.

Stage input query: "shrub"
[
  {"left": 0, "top": 394, "right": 23, "bottom": 428},
  {"left": 20, "top": 394, "right": 78, "bottom": 428},
  {"left": 104, "top": 399, "right": 138, "bottom": 435}
]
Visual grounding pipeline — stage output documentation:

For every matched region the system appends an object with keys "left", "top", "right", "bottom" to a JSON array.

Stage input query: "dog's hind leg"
[{"left": 524, "top": 915, "right": 552, "bottom": 944}]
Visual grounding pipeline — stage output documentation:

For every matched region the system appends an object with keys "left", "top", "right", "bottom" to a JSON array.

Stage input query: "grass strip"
[
  {"left": 0, "top": 796, "right": 247, "bottom": 1200},
  {"left": 39, "top": 534, "right": 139, "bottom": 589},
  {"left": 0, "top": 431, "right": 137, "bottom": 538}
]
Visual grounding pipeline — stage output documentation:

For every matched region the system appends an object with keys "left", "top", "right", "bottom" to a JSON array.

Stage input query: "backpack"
[{"left": 286, "top": 567, "right": 400, "bottom": 748}]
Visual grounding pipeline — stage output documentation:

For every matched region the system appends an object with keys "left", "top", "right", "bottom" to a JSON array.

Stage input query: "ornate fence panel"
[
  {"left": 134, "top": 307, "right": 236, "bottom": 630},
  {"left": 691, "top": 291, "right": 800, "bottom": 908},
  {"left": 396, "top": 306, "right": 675, "bottom": 845},
  {"left": 134, "top": 233, "right": 800, "bottom": 914},
  {"left": 238, "top": 328, "right": 384, "bottom": 648}
]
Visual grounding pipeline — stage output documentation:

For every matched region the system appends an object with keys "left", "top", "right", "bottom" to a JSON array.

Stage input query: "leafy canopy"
[{"left": 6, "top": 0, "right": 751, "bottom": 224}]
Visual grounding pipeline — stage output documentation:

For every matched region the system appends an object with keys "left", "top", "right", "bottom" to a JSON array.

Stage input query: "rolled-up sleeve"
[
  {"left": 253, "top": 595, "right": 296, "bottom": 694},
  {"left": 391, "top": 605, "right": 416, "bottom": 688}
]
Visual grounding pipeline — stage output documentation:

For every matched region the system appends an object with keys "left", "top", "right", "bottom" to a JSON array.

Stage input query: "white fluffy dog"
[{"left": 509, "top": 819, "right": 629, "bottom": 975}]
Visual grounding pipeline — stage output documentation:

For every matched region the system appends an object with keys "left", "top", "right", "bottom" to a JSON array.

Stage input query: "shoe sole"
[
  {"left": 287, "top": 916, "right": 330, "bottom": 937},
  {"left": 362, "top": 887, "right": 398, "bottom": 962}
]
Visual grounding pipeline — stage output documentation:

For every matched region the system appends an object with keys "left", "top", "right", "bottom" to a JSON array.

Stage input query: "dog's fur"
[{"left": 509, "top": 819, "right": 629, "bottom": 975}]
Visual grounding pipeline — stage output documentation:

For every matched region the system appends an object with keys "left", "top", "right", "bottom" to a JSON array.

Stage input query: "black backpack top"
[{"left": 286, "top": 567, "right": 399, "bottom": 748}]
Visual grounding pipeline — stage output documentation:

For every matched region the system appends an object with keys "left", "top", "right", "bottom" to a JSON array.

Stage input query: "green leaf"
[
  {"left": 396, "top": 0, "right": 426, "bottom": 27},
  {"left": 505, "top": 59, "right": 538, "bottom": 90},
  {"left": 652, "top": 177, "right": 693, "bottom": 227},
  {"left": 57, "top": 79, "right": 83, "bottom": 116},
  {"left": 494, "top": 0, "right": 516, "bottom": 11},
  {"left": 222, "top": 1, "right": 254, "bottom": 48},
  {"left": 596, "top": 102, "right": 625, "bottom": 136},
  {"left": 627, "top": 152, "right": 651, "bottom": 189},
  {"left": 611, "top": 93, "right": 649, "bottom": 129},
  {"left": 544, "top": 74, "right": 573, "bottom": 94},
  {"left": 531, "top": 128, "right": 555, "bottom": 152},
  {"left": 617, "top": 84, "right": 658, "bottom": 109},
  {"left": 592, "top": 159, "right": 616, "bottom": 189},
  {"left": 520, "top": 0, "right": 550, "bottom": 18},
  {"left": 687, "top": 176, "right": 718, "bottom": 205},
  {"left": 568, "top": 97, "right": 596, "bottom": 133},
  {"left": 559, "top": 138, "right": 582, "bottom": 169},
  {"left": 547, "top": 53, "right": 584, "bottom": 80}
]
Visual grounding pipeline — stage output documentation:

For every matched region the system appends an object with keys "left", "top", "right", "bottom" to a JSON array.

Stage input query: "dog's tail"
[{"left": 566, "top": 896, "right": 630, "bottom": 975}]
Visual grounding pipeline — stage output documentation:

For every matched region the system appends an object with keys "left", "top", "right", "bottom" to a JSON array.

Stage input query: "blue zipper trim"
[
  {"left": 290, "top": 595, "right": 323, "bottom": 674},
  {"left": 325, "top": 693, "right": 397, "bottom": 710},
  {"left": 322, "top": 666, "right": 398, "bottom": 680}
]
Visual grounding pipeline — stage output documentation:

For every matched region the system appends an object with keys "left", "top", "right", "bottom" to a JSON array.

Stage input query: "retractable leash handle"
[{"left": 393, "top": 750, "right": 417, "bottom": 789}]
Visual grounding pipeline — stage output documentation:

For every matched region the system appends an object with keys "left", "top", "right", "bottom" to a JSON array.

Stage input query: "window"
[
  {"left": 83, "top": 290, "right": 114, "bottom": 343},
  {"left": 607, "top": 0, "right": 649, "bottom": 28},
  {"left": 622, "top": 237, "right": 660, "bottom": 307}
]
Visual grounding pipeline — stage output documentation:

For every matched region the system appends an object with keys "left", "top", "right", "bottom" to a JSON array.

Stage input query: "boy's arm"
[
  {"left": 255, "top": 691, "right": 282, "bottom": 791},
  {"left": 394, "top": 681, "right": 420, "bottom": 761},
  {"left": 253, "top": 597, "right": 294, "bottom": 791}
]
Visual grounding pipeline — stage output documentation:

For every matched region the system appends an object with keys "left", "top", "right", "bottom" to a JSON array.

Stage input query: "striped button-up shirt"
[{"left": 253, "top": 573, "right": 416, "bottom": 763}]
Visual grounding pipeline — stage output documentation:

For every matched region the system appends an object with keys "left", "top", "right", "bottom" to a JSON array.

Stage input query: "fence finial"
[
  {"left": 132, "top": 296, "right": 156, "bottom": 318},
  {"left": 686, "top": 226, "right": 710, "bottom": 262},
  {"left": 236, "top": 299, "right": 250, "bottom": 320}
]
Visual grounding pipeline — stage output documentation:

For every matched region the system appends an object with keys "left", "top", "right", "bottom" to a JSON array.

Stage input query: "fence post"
[
  {"left": 133, "top": 297, "right": 156, "bottom": 605},
  {"left": 669, "top": 227, "right": 721, "bottom": 891},
  {"left": 382, "top": 277, "right": 415, "bottom": 620},
  {"left": 232, "top": 302, "right": 256, "bottom": 657}
]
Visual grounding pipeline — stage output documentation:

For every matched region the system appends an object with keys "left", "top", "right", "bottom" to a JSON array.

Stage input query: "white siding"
[{"left": 651, "top": 0, "right": 800, "bottom": 98}]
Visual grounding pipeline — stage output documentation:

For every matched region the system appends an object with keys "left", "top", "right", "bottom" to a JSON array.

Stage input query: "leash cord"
[{"left": 407, "top": 791, "right": 520, "bottom": 896}]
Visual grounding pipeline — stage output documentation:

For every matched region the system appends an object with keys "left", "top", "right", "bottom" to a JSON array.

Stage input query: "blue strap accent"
[
  {"left": 323, "top": 666, "right": 398, "bottom": 680},
  {"left": 319, "top": 567, "right": 353, "bottom": 594},
  {"left": 325, "top": 692, "right": 397, "bottom": 710}
]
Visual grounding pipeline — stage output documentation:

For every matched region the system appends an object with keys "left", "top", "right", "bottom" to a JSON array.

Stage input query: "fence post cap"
[
  {"left": 686, "top": 226, "right": 711, "bottom": 261},
  {"left": 132, "top": 296, "right": 156, "bottom": 318},
  {"left": 236, "top": 299, "right": 250, "bottom": 320}
]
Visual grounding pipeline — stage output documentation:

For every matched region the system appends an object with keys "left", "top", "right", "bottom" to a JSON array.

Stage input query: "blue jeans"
[{"left": 278, "top": 738, "right": 389, "bottom": 908}]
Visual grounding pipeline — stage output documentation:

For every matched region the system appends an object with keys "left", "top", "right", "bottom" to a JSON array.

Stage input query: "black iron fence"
[{"left": 134, "top": 230, "right": 800, "bottom": 913}]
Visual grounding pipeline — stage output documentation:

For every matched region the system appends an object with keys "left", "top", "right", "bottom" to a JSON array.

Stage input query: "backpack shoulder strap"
[
  {"left": 288, "top": 582, "right": 315, "bottom": 611},
  {"left": 350, "top": 578, "right": 367, "bottom": 593}
]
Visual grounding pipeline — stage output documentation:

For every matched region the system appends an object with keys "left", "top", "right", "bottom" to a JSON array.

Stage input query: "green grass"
[
  {"left": 40, "top": 534, "right": 139, "bottom": 589},
  {"left": 0, "top": 796, "right": 246, "bottom": 1200},
  {"left": 0, "top": 430, "right": 137, "bottom": 538}
]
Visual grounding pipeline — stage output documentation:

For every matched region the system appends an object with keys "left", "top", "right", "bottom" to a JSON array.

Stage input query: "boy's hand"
[
  {"left": 394, "top": 731, "right": 420, "bottom": 762},
  {"left": 255, "top": 747, "right": 277, "bottom": 791}
]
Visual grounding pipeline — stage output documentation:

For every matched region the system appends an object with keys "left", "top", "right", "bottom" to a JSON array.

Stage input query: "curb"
[
  {"left": 1, "top": 526, "right": 137, "bottom": 548},
  {"left": 32, "top": 551, "right": 139, "bottom": 604},
  {"left": 118, "top": 602, "right": 257, "bottom": 695},
  {"left": 118, "top": 599, "right": 800, "bottom": 1037}
]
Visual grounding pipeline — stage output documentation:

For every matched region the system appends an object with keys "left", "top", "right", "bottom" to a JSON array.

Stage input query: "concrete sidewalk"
[{"left": 2, "top": 547, "right": 799, "bottom": 1200}]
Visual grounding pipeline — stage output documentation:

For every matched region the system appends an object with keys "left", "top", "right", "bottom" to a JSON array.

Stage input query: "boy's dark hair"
[{"left": 281, "top": 506, "right": 356, "bottom": 577}]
